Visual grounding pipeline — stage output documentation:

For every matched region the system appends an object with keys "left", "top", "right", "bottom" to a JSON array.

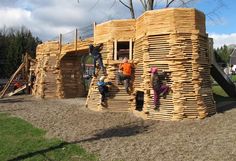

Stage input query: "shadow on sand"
[
  {"left": 214, "top": 93, "right": 236, "bottom": 113},
  {"left": 8, "top": 121, "right": 150, "bottom": 161},
  {"left": 216, "top": 101, "right": 236, "bottom": 113}
]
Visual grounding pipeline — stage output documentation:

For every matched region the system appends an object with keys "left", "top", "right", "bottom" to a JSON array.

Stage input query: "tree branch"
[
  {"left": 166, "top": 0, "right": 175, "bottom": 8},
  {"left": 178, "top": 0, "right": 196, "bottom": 7},
  {"left": 147, "top": 0, "right": 154, "bottom": 10},
  {"left": 119, "top": 0, "right": 131, "bottom": 9},
  {"left": 139, "top": 0, "right": 147, "bottom": 10},
  {"left": 119, "top": 0, "right": 135, "bottom": 18}
]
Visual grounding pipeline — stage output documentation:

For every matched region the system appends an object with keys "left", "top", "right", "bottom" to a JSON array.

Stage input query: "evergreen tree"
[
  {"left": 215, "top": 45, "right": 233, "bottom": 65},
  {"left": 0, "top": 26, "right": 41, "bottom": 78}
]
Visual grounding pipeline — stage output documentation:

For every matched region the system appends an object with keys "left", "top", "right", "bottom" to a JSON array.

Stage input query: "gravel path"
[{"left": 0, "top": 95, "right": 236, "bottom": 161}]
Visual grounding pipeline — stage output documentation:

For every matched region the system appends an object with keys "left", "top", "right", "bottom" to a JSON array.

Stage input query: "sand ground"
[{"left": 0, "top": 95, "right": 235, "bottom": 161}]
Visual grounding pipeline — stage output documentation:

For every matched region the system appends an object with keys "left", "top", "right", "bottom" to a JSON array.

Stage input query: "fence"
[{"left": 57, "top": 24, "right": 94, "bottom": 46}]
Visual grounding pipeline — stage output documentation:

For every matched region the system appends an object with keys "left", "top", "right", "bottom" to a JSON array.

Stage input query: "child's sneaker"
[{"left": 154, "top": 106, "right": 160, "bottom": 111}]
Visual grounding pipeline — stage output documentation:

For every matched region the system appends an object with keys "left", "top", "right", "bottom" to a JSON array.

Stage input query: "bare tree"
[
  {"left": 118, "top": 0, "right": 197, "bottom": 17},
  {"left": 119, "top": 0, "right": 135, "bottom": 18},
  {"left": 77, "top": 0, "right": 225, "bottom": 21},
  {"left": 140, "top": 0, "right": 154, "bottom": 11}
]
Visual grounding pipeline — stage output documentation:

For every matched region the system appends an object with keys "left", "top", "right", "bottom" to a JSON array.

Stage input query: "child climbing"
[
  {"left": 149, "top": 67, "right": 170, "bottom": 110},
  {"left": 118, "top": 57, "right": 134, "bottom": 93},
  {"left": 97, "top": 76, "right": 112, "bottom": 106},
  {"left": 89, "top": 43, "right": 106, "bottom": 76}
]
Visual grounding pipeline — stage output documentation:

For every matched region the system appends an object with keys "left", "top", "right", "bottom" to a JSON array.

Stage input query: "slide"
[{"left": 211, "top": 61, "right": 236, "bottom": 97}]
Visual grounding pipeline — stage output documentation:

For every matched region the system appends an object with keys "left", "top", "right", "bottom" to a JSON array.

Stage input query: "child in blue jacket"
[{"left": 97, "top": 76, "right": 112, "bottom": 106}]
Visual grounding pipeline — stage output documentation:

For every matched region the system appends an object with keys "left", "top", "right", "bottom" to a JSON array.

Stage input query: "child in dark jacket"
[
  {"left": 89, "top": 43, "right": 106, "bottom": 76},
  {"left": 150, "top": 67, "right": 170, "bottom": 110},
  {"left": 97, "top": 76, "right": 112, "bottom": 106}
]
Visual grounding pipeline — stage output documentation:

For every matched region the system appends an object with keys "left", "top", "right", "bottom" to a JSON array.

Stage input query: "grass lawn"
[
  {"left": 0, "top": 113, "right": 97, "bottom": 161},
  {"left": 231, "top": 75, "right": 236, "bottom": 82}
]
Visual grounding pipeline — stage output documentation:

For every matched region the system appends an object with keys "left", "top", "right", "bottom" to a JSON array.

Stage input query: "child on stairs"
[
  {"left": 118, "top": 57, "right": 134, "bottom": 93},
  {"left": 97, "top": 76, "right": 112, "bottom": 106}
]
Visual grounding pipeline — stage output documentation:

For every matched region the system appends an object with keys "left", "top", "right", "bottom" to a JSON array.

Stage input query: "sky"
[{"left": 0, "top": 0, "right": 235, "bottom": 48}]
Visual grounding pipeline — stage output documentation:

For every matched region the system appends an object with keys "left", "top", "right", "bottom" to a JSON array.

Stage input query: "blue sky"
[
  {"left": 196, "top": 0, "right": 235, "bottom": 34},
  {"left": 193, "top": 0, "right": 236, "bottom": 47},
  {"left": 0, "top": 0, "right": 235, "bottom": 47}
]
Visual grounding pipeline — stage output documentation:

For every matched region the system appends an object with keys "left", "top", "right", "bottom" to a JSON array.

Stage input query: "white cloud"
[
  {"left": 0, "top": 7, "right": 31, "bottom": 26},
  {"left": 0, "top": 0, "right": 130, "bottom": 41},
  {"left": 209, "top": 33, "right": 236, "bottom": 48},
  {"left": 0, "top": 0, "right": 234, "bottom": 45}
]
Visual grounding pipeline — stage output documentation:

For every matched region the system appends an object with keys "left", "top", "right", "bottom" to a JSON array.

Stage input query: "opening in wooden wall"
[
  {"left": 135, "top": 91, "right": 144, "bottom": 111},
  {"left": 114, "top": 40, "right": 133, "bottom": 60},
  {"left": 60, "top": 51, "right": 89, "bottom": 98},
  {"left": 82, "top": 55, "right": 94, "bottom": 93}
]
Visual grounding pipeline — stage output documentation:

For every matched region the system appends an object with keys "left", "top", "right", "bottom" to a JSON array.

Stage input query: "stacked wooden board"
[
  {"left": 33, "top": 41, "right": 59, "bottom": 98},
  {"left": 33, "top": 39, "right": 93, "bottom": 98},
  {"left": 134, "top": 8, "right": 216, "bottom": 120},
  {"left": 33, "top": 8, "right": 216, "bottom": 120}
]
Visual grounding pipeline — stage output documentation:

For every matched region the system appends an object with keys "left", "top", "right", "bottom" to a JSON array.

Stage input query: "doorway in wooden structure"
[
  {"left": 135, "top": 91, "right": 144, "bottom": 111},
  {"left": 60, "top": 49, "right": 89, "bottom": 98},
  {"left": 82, "top": 54, "right": 94, "bottom": 94},
  {"left": 113, "top": 40, "right": 133, "bottom": 60}
]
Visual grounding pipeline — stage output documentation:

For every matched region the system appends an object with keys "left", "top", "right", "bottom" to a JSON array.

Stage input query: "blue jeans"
[{"left": 93, "top": 56, "right": 105, "bottom": 74}]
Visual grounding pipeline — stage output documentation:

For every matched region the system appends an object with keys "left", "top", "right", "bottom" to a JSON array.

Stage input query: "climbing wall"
[
  {"left": 142, "top": 34, "right": 174, "bottom": 121},
  {"left": 135, "top": 8, "right": 216, "bottom": 120},
  {"left": 86, "top": 41, "right": 132, "bottom": 112}
]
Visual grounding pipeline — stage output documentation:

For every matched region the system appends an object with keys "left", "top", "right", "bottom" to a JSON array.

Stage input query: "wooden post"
[
  {"left": 75, "top": 28, "right": 78, "bottom": 51},
  {"left": 129, "top": 39, "right": 133, "bottom": 60},
  {"left": 114, "top": 39, "right": 117, "bottom": 60},
  {"left": 93, "top": 22, "right": 96, "bottom": 43},
  {"left": 25, "top": 53, "right": 30, "bottom": 94},
  {"left": 59, "top": 33, "right": 62, "bottom": 52},
  {"left": 0, "top": 63, "right": 25, "bottom": 98}
]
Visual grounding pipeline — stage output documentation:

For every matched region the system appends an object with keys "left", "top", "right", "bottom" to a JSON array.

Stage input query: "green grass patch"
[
  {"left": 231, "top": 75, "right": 236, "bottom": 82},
  {"left": 212, "top": 85, "right": 235, "bottom": 103},
  {"left": 0, "top": 113, "right": 97, "bottom": 161}
]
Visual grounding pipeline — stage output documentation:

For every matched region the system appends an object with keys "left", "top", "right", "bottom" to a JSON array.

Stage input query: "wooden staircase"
[
  {"left": 107, "top": 85, "right": 131, "bottom": 112},
  {"left": 86, "top": 72, "right": 132, "bottom": 112}
]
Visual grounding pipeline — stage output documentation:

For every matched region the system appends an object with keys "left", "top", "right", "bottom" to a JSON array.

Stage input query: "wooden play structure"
[
  {"left": 0, "top": 53, "right": 35, "bottom": 98},
  {"left": 32, "top": 8, "right": 217, "bottom": 121}
]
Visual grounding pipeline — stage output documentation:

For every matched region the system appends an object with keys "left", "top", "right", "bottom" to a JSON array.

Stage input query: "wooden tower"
[
  {"left": 86, "top": 8, "right": 216, "bottom": 120},
  {"left": 33, "top": 8, "right": 216, "bottom": 120}
]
